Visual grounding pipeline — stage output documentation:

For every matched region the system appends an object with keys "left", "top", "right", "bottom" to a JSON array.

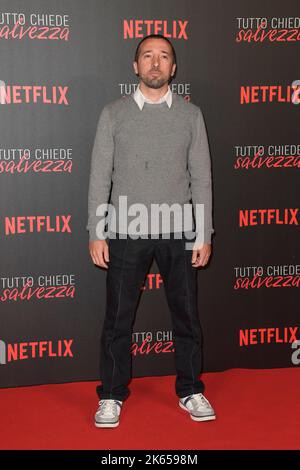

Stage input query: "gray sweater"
[{"left": 87, "top": 92, "right": 214, "bottom": 243}]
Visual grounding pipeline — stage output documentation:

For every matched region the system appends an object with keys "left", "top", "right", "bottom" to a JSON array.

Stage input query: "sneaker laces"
[
  {"left": 190, "top": 393, "right": 210, "bottom": 409},
  {"left": 98, "top": 399, "right": 120, "bottom": 418}
]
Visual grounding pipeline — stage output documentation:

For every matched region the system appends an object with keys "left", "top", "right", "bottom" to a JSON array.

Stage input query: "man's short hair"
[{"left": 134, "top": 34, "right": 177, "bottom": 66}]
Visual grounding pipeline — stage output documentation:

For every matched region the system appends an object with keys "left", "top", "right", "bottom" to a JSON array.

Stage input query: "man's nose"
[{"left": 152, "top": 57, "right": 160, "bottom": 67}]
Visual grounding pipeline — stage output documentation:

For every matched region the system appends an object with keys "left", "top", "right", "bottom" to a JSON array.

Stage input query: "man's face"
[{"left": 133, "top": 38, "right": 176, "bottom": 90}]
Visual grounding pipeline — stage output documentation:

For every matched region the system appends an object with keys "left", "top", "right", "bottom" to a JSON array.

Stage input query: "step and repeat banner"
[{"left": 0, "top": 0, "right": 299, "bottom": 388}]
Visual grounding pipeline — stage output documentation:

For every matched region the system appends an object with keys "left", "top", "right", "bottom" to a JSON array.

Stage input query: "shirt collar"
[{"left": 133, "top": 83, "right": 172, "bottom": 110}]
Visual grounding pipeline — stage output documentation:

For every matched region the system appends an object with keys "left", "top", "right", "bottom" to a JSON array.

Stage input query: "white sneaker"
[
  {"left": 94, "top": 399, "right": 123, "bottom": 428},
  {"left": 179, "top": 393, "right": 216, "bottom": 422}
]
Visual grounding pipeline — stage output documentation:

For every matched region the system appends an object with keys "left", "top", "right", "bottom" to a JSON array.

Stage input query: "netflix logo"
[
  {"left": 239, "top": 326, "right": 298, "bottom": 346},
  {"left": 0, "top": 338, "right": 74, "bottom": 365},
  {"left": 123, "top": 19, "right": 188, "bottom": 39},
  {"left": 240, "top": 83, "right": 300, "bottom": 105},
  {"left": 3, "top": 215, "right": 72, "bottom": 235},
  {"left": 141, "top": 273, "right": 164, "bottom": 291},
  {"left": 0, "top": 83, "right": 69, "bottom": 105},
  {"left": 239, "top": 208, "right": 299, "bottom": 227}
]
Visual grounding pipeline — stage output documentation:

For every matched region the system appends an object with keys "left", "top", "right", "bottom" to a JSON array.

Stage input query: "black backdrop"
[{"left": 0, "top": 0, "right": 299, "bottom": 388}]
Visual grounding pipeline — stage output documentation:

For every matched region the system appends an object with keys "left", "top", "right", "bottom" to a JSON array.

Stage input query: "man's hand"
[
  {"left": 191, "top": 242, "right": 212, "bottom": 268},
  {"left": 89, "top": 239, "right": 110, "bottom": 268}
]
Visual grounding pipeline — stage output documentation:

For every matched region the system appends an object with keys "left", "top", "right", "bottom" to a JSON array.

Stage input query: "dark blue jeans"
[{"left": 96, "top": 232, "right": 205, "bottom": 401}]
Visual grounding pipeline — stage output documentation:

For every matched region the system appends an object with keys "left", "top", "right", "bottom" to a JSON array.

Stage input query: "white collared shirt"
[{"left": 133, "top": 83, "right": 172, "bottom": 110}]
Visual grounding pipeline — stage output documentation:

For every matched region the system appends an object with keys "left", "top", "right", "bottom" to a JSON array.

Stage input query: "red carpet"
[{"left": 0, "top": 368, "right": 299, "bottom": 450}]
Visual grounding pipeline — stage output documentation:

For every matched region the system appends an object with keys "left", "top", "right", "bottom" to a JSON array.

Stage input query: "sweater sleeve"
[
  {"left": 188, "top": 108, "right": 214, "bottom": 244},
  {"left": 86, "top": 106, "right": 114, "bottom": 241}
]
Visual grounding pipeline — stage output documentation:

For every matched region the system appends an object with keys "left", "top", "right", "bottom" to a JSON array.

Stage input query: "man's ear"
[{"left": 133, "top": 61, "right": 138, "bottom": 75}]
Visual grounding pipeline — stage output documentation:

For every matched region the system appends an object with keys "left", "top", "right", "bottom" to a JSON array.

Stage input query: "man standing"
[{"left": 87, "top": 34, "right": 215, "bottom": 428}]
